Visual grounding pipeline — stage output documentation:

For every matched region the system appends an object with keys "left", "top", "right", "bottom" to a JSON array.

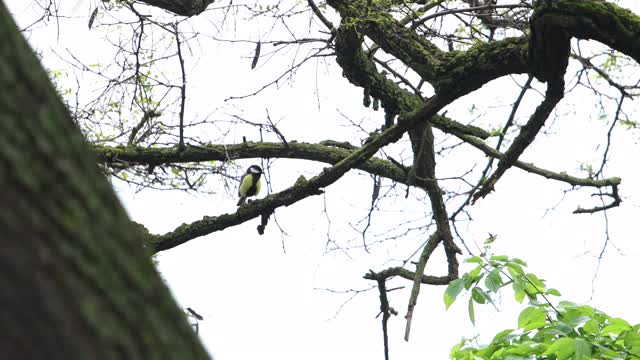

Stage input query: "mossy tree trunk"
[{"left": 0, "top": 2, "right": 210, "bottom": 359}]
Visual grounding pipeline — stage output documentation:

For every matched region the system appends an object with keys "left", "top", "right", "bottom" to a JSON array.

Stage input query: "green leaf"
[
  {"left": 465, "top": 256, "right": 482, "bottom": 263},
  {"left": 506, "top": 262, "right": 525, "bottom": 276},
  {"left": 592, "top": 342, "right": 620, "bottom": 358},
  {"left": 602, "top": 317, "right": 631, "bottom": 335},
  {"left": 561, "top": 311, "right": 592, "bottom": 327},
  {"left": 468, "top": 297, "right": 475, "bottom": 325},
  {"left": 518, "top": 306, "right": 547, "bottom": 331},
  {"left": 471, "top": 287, "right": 490, "bottom": 305},
  {"left": 582, "top": 319, "right": 600, "bottom": 334},
  {"left": 543, "top": 321, "right": 574, "bottom": 337},
  {"left": 524, "top": 273, "right": 545, "bottom": 289},
  {"left": 624, "top": 330, "right": 640, "bottom": 348},
  {"left": 449, "top": 339, "right": 466, "bottom": 359},
  {"left": 504, "top": 340, "right": 541, "bottom": 356},
  {"left": 512, "top": 276, "right": 527, "bottom": 303},
  {"left": 574, "top": 338, "right": 592, "bottom": 360},
  {"left": 484, "top": 235, "right": 496, "bottom": 244},
  {"left": 542, "top": 337, "right": 575, "bottom": 360},
  {"left": 557, "top": 301, "right": 579, "bottom": 311},
  {"left": 490, "top": 255, "right": 509, "bottom": 262},
  {"left": 490, "top": 329, "right": 515, "bottom": 344},
  {"left": 464, "top": 272, "right": 483, "bottom": 290},
  {"left": 465, "top": 264, "right": 482, "bottom": 280},
  {"left": 444, "top": 278, "right": 465, "bottom": 309},
  {"left": 485, "top": 268, "right": 503, "bottom": 292},
  {"left": 545, "top": 288, "right": 561, "bottom": 296}
]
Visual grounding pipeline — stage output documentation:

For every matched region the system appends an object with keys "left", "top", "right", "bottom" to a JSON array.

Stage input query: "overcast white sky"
[{"left": 6, "top": 1, "right": 640, "bottom": 359}]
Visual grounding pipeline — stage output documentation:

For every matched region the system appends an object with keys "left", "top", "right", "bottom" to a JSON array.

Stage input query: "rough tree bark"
[
  {"left": 2, "top": 0, "right": 638, "bottom": 357},
  {"left": 0, "top": 2, "right": 210, "bottom": 358}
]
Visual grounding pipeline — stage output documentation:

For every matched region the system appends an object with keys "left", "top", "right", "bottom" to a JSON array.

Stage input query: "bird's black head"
[{"left": 247, "top": 165, "right": 262, "bottom": 175}]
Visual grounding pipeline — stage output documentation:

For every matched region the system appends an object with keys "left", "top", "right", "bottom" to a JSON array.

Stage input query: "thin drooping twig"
[
  {"left": 595, "top": 95, "right": 625, "bottom": 178},
  {"left": 265, "top": 109, "right": 289, "bottom": 147},
  {"left": 174, "top": 22, "right": 187, "bottom": 151}
]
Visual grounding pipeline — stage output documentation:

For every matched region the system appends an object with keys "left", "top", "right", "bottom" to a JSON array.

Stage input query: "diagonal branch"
[
  {"left": 473, "top": 78, "right": 565, "bottom": 201},
  {"left": 151, "top": 95, "right": 452, "bottom": 252}
]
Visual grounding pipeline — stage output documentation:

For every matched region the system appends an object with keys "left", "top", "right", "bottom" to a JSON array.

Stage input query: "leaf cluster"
[{"left": 446, "top": 248, "right": 640, "bottom": 359}]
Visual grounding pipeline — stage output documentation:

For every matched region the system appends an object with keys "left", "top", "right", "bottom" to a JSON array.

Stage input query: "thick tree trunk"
[{"left": 0, "top": 2, "right": 210, "bottom": 359}]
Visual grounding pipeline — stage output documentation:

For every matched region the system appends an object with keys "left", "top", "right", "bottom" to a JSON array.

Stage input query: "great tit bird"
[{"left": 237, "top": 165, "right": 263, "bottom": 206}]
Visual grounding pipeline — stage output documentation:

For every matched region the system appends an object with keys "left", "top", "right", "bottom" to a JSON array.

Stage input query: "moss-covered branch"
[
  {"left": 328, "top": 0, "right": 530, "bottom": 96},
  {"left": 328, "top": 0, "right": 444, "bottom": 83},
  {"left": 97, "top": 141, "right": 413, "bottom": 185},
  {"left": 434, "top": 36, "right": 529, "bottom": 96}
]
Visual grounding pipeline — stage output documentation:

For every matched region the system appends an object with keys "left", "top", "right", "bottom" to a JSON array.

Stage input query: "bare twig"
[{"left": 174, "top": 22, "right": 187, "bottom": 151}]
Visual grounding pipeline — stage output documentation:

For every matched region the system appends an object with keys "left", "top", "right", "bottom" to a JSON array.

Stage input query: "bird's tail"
[{"left": 237, "top": 196, "right": 246, "bottom": 206}]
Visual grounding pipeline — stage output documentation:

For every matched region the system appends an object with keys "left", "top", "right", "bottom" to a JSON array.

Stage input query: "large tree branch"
[
  {"left": 95, "top": 114, "right": 487, "bottom": 188},
  {"left": 328, "top": 0, "right": 640, "bottom": 99},
  {"left": 433, "top": 36, "right": 529, "bottom": 96}
]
